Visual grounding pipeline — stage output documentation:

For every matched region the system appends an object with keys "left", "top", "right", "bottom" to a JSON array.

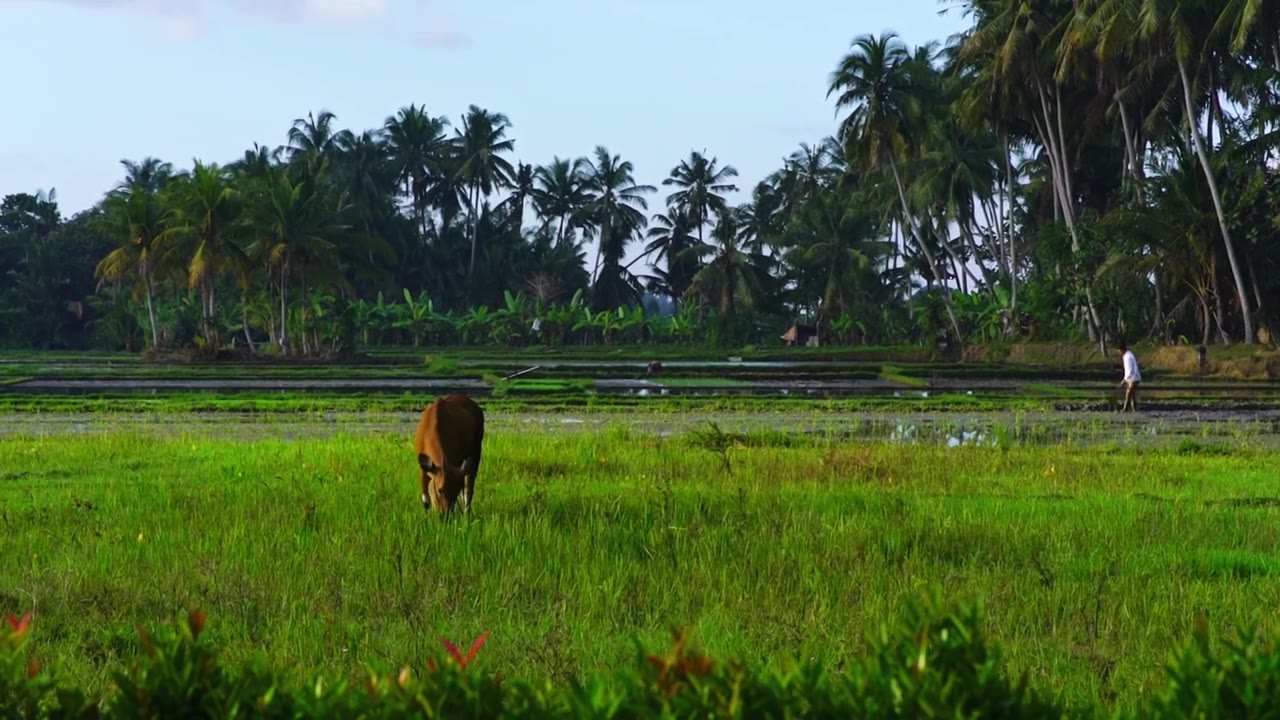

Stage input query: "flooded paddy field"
[
  {"left": 3, "top": 406, "right": 1278, "bottom": 452},
  {"left": 3, "top": 353, "right": 1279, "bottom": 448}
]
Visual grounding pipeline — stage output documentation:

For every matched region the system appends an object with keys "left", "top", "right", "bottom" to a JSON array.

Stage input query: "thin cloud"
[
  {"left": 10, "top": 0, "right": 390, "bottom": 32},
  {"left": 6, "top": 0, "right": 476, "bottom": 47},
  {"left": 412, "top": 22, "right": 470, "bottom": 50}
]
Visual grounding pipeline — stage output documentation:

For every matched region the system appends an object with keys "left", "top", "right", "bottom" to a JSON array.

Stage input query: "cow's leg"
[{"left": 460, "top": 457, "right": 476, "bottom": 513}]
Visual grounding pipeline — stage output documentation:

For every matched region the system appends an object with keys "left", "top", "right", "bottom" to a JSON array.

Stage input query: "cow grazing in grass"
[{"left": 414, "top": 393, "right": 485, "bottom": 514}]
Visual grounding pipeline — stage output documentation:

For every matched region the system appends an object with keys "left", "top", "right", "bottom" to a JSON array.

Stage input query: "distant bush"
[{"left": 2, "top": 597, "right": 1279, "bottom": 718}]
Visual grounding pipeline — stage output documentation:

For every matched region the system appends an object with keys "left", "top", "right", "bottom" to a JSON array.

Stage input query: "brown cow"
[{"left": 413, "top": 393, "right": 485, "bottom": 514}]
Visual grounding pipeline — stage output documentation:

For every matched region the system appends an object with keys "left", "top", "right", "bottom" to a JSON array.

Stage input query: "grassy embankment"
[{"left": 1, "top": 423, "right": 1277, "bottom": 715}]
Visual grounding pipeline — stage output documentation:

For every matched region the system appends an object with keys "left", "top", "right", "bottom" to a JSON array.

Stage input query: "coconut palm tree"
[
  {"left": 453, "top": 105, "right": 516, "bottom": 274},
  {"left": 114, "top": 157, "right": 174, "bottom": 196},
  {"left": 95, "top": 184, "right": 167, "bottom": 348},
  {"left": 829, "top": 32, "right": 964, "bottom": 341},
  {"left": 159, "top": 162, "right": 244, "bottom": 351},
  {"left": 579, "top": 146, "right": 656, "bottom": 290},
  {"left": 243, "top": 168, "right": 353, "bottom": 354},
  {"left": 643, "top": 207, "right": 699, "bottom": 301},
  {"left": 532, "top": 156, "right": 591, "bottom": 244},
  {"left": 682, "top": 206, "right": 768, "bottom": 342},
  {"left": 382, "top": 104, "right": 453, "bottom": 231},
  {"left": 1137, "top": 0, "right": 1255, "bottom": 343},
  {"left": 782, "top": 190, "right": 891, "bottom": 335},
  {"left": 662, "top": 150, "right": 739, "bottom": 246},
  {"left": 287, "top": 110, "right": 354, "bottom": 176},
  {"left": 497, "top": 162, "right": 534, "bottom": 231}
]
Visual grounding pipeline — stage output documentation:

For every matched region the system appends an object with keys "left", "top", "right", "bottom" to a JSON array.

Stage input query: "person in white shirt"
[{"left": 1118, "top": 342, "right": 1141, "bottom": 411}]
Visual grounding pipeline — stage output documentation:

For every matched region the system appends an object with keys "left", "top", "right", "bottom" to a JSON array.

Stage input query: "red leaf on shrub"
[
  {"left": 463, "top": 632, "right": 488, "bottom": 668},
  {"left": 26, "top": 659, "right": 40, "bottom": 679},
  {"left": 441, "top": 637, "right": 464, "bottom": 666},
  {"left": 440, "top": 632, "right": 489, "bottom": 670},
  {"left": 4, "top": 612, "right": 32, "bottom": 638}
]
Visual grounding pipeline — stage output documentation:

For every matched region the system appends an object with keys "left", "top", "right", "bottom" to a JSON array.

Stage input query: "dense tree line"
[{"left": 3, "top": 0, "right": 1280, "bottom": 354}]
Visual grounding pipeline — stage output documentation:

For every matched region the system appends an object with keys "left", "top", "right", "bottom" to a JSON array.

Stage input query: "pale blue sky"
[{"left": 1, "top": 0, "right": 968, "bottom": 220}]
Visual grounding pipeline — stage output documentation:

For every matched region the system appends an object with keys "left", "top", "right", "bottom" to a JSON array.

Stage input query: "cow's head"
[{"left": 418, "top": 453, "right": 474, "bottom": 512}]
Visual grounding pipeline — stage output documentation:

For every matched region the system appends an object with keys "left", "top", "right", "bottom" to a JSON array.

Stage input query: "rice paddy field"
[{"left": 2, "top": 345, "right": 1280, "bottom": 715}]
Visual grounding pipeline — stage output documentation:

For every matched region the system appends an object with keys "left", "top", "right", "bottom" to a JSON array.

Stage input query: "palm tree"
[
  {"left": 782, "top": 191, "right": 890, "bottom": 335},
  {"left": 580, "top": 146, "right": 655, "bottom": 290},
  {"left": 159, "top": 162, "right": 244, "bottom": 351},
  {"left": 643, "top": 207, "right": 699, "bottom": 301},
  {"left": 498, "top": 162, "right": 534, "bottom": 231},
  {"left": 334, "top": 130, "right": 394, "bottom": 230},
  {"left": 828, "top": 32, "right": 963, "bottom": 341},
  {"left": 114, "top": 157, "right": 174, "bottom": 196},
  {"left": 244, "top": 169, "right": 353, "bottom": 354},
  {"left": 453, "top": 105, "right": 516, "bottom": 274},
  {"left": 916, "top": 114, "right": 1000, "bottom": 294},
  {"left": 288, "top": 110, "right": 354, "bottom": 176},
  {"left": 382, "top": 105, "right": 453, "bottom": 231},
  {"left": 1135, "top": 0, "right": 1255, "bottom": 343},
  {"left": 95, "top": 184, "right": 167, "bottom": 348},
  {"left": 682, "top": 206, "right": 767, "bottom": 342},
  {"left": 231, "top": 144, "right": 282, "bottom": 181},
  {"left": 662, "top": 150, "right": 739, "bottom": 246},
  {"left": 532, "top": 156, "right": 591, "bottom": 244}
]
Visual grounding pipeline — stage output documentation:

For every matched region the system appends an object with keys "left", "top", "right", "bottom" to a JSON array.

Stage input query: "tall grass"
[{"left": 1, "top": 426, "right": 1278, "bottom": 713}]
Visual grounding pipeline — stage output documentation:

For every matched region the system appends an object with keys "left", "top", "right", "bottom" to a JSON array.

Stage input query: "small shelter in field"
[{"left": 781, "top": 324, "right": 819, "bottom": 347}]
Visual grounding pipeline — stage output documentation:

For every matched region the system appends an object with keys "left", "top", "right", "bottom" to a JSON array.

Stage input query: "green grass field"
[{"left": 2, "top": 419, "right": 1279, "bottom": 715}]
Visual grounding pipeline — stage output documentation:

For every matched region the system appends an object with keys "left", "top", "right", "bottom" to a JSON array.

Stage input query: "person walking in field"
[{"left": 1118, "top": 342, "right": 1141, "bottom": 412}]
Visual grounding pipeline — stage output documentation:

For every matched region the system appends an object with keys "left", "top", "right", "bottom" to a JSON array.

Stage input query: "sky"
[{"left": 1, "top": 0, "right": 970, "bottom": 264}]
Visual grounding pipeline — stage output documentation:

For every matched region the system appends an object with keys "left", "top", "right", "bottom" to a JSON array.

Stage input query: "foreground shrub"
[{"left": 1, "top": 598, "right": 1277, "bottom": 718}]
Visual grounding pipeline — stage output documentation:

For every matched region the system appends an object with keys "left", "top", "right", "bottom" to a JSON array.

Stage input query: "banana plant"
[
  {"left": 668, "top": 305, "right": 698, "bottom": 345},
  {"left": 299, "top": 289, "right": 337, "bottom": 356},
  {"left": 396, "top": 289, "right": 435, "bottom": 346},
  {"left": 350, "top": 299, "right": 374, "bottom": 347},
  {"left": 615, "top": 305, "right": 649, "bottom": 344},
  {"left": 459, "top": 306, "right": 494, "bottom": 345},
  {"left": 489, "top": 290, "right": 531, "bottom": 346}
]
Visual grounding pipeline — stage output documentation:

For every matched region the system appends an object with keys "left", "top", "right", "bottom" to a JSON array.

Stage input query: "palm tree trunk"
[
  {"left": 1247, "top": 255, "right": 1271, "bottom": 346},
  {"left": 1178, "top": 58, "right": 1255, "bottom": 343},
  {"left": 242, "top": 291, "right": 255, "bottom": 352},
  {"left": 1118, "top": 101, "right": 1144, "bottom": 201},
  {"left": 887, "top": 154, "right": 963, "bottom": 343},
  {"left": 468, "top": 183, "right": 481, "bottom": 275},
  {"left": 1199, "top": 293, "right": 1211, "bottom": 348},
  {"left": 1004, "top": 134, "right": 1017, "bottom": 310},
  {"left": 980, "top": 197, "right": 1008, "bottom": 279},
  {"left": 1149, "top": 276, "right": 1164, "bottom": 341},
  {"left": 933, "top": 220, "right": 981, "bottom": 291},
  {"left": 141, "top": 261, "right": 159, "bottom": 349},
  {"left": 201, "top": 278, "right": 218, "bottom": 352},
  {"left": 280, "top": 258, "right": 291, "bottom": 355},
  {"left": 1034, "top": 79, "right": 1104, "bottom": 347},
  {"left": 959, "top": 220, "right": 995, "bottom": 293},
  {"left": 1209, "top": 253, "right": 1230, "bottom": 344}
]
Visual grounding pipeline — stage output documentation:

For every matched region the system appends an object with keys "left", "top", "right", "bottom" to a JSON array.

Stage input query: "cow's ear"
[
  {"left": 418, "top": 453, "right": 437, "bottom": 473},
  {"left": 459, "top": 458, "right": 473, "bottom": 475}
]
